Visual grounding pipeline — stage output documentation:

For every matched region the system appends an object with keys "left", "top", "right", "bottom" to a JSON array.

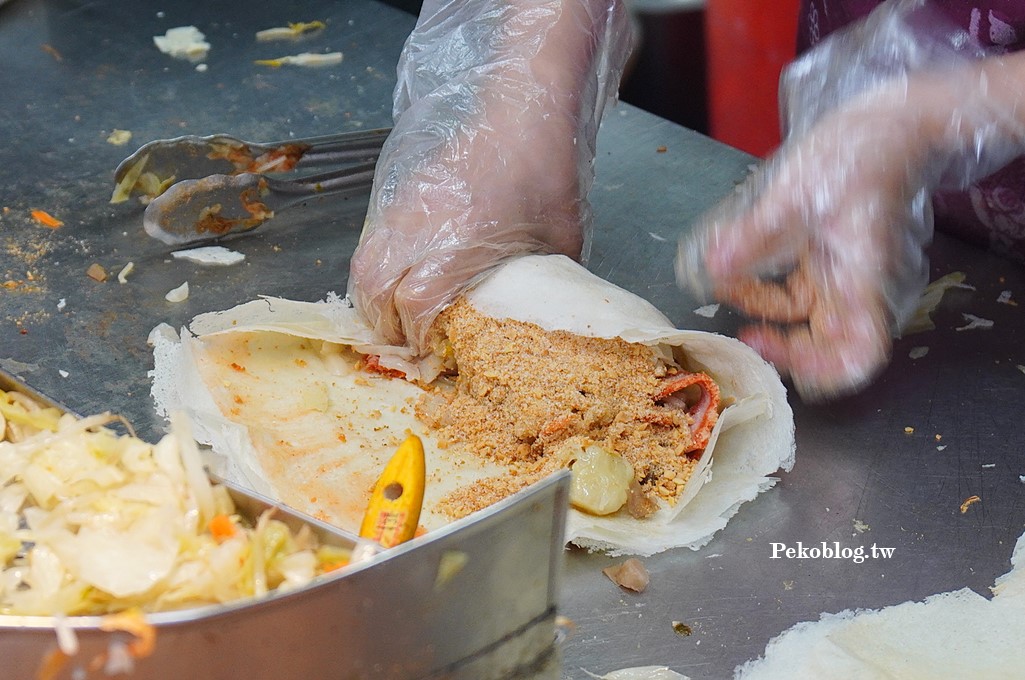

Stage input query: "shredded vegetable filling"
[{"left": 0, "top": 388, "right": 348, "bottom": 616}]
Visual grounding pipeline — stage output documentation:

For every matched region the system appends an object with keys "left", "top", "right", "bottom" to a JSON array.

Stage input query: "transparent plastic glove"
[
  {"left": 348, "top": 0, "right": 632, "bottom": 352},
  {"left": 677, "top": 0, "right": 1025, "bottom": 401}
]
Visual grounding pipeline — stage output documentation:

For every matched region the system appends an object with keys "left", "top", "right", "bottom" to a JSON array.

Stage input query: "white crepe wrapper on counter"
[
  {"left": 574, "top": 529, "right": 1025, "bottom": 678},
  {"left": 150, "top": 254, "right": 795, "bottom": 556},
  {"left": 734, "top": 528, "right": 1025, "bottom": 679}
]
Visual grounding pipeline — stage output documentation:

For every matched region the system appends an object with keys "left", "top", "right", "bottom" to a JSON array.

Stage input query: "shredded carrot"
[
  {"left": 30, "top": 210, "right": 64, "bottom": 229},
  {"left": 208, "top": 514, "right": 237, "bottom": 542},
  {"left": 35, "top": 650, "right": 69, "bottom": 680},
  {"left": 40, "top": 43, "right": 63, "bottom": 62},
  {"left": 322, "top": 560, "right": 350, "bottom": 572},
  {"left": 97, "top": 609, "right": 156, "bottom": 658},
  {"left": 960, "top": 495, "right": 981, "bottom": 514}
]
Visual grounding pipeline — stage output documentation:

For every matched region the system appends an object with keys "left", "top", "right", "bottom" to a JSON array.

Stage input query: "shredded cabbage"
[{"left": 0, "top": 388, "right": 349, "bottom": 616}]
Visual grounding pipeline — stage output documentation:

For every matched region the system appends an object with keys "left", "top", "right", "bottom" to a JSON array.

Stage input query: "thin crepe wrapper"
[
  {"left": 151, "top": 255, "right": 795, "bottom": 556},
  {"left": 735, "top": 530, "right": 1025, "bottom": 679}
]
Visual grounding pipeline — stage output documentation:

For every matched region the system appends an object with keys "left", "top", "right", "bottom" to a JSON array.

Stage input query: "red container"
[{"left": 705, "top": 0, "right": 800, "bottom": 157}]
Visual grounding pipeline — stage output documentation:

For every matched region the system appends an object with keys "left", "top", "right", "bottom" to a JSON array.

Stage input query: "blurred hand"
[
  {"left": 678, "top": 99, "right": 931, "bottom": 400},
  {"left": 677, "top": 0, "right": 1025, "bottom": 400},
  {"left": 348, "top": 0, "right": 632, "bottom": 353}
]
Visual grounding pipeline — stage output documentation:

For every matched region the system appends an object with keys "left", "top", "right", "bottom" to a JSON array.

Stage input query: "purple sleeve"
[
  {"left": 799, "top": 1, "right": 1025, "bottom": 52},
  {"left": 795, "top": 0, "right": 1025, "bottom": 262}
]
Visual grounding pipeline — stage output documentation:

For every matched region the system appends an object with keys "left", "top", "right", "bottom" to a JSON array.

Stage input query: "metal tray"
[{"left": 0, "top": 371, "right": 569, "bottom": 679}]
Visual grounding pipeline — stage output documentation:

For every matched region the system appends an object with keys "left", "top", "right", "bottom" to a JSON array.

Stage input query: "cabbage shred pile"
[{"left": 0, "top": 389, "right": 346, "bottom": 616}]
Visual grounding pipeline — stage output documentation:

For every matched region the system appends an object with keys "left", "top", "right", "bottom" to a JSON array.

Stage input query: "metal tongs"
[{"left": 112, "top": 128, "right": 390, "bottom": 245}]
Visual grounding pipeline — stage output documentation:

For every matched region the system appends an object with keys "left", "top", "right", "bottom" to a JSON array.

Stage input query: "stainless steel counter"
[{"left": 2, "top": 0, "right": 1023, "bottom": 677}]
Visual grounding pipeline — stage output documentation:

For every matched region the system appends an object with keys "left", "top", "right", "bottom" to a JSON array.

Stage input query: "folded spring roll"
[{"left": 151, "top": 255, "right": 795, "bottom": 555}]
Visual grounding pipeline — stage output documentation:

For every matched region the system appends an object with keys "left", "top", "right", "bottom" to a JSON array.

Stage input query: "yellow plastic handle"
[{"left": 359, "top": 434, "right": 426, "bottom": 548}]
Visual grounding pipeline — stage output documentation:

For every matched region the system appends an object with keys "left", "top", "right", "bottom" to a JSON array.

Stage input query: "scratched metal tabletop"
[{"left": 2, "top": 0, "right": 1024, "bottom": 678}]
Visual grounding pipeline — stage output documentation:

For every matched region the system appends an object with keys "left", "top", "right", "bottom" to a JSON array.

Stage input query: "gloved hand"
[
  {"left": 676, "top": 0, "right": 1025, "bottom": 401},
  {"left": 348, "top": 0, "right": 632, "bottom": 353}
]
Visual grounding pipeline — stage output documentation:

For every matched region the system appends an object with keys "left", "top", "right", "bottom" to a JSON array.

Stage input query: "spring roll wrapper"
[
  {"left": 734, "top": 528, "right": 1025, "bottom": 679},
  {"left": 595, "top": 531, "right": 1025, "bottom": 677},
  {"left": 150, "top": 255, "right": 795, "bottom": 555}
]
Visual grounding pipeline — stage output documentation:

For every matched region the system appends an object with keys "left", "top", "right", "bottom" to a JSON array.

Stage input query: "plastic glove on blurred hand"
[
  {"left": 677, "top": 101, "right": 933, "bottom": 401},
  {"left": 678, "top": 0, "right": 1025, "bottom": 401}
]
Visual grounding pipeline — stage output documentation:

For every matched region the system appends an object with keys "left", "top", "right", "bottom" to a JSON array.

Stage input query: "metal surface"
[{"left": 2, "top": 0, "right": 1024, "bottom": 678}]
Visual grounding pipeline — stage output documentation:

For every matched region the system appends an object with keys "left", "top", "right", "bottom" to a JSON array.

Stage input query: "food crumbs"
[
  {"left": 117, "top": 262, "right": 135, "bottom": 284},
  {"left": 229, "top": 362, "right": 246, "bottom": 372},
  {"left": 656, "top": 145, "right": 668, "bottom": 153},
  {"left": 671, "top": 621, "right": 693, "bottom": 636},
  {"left": 165, "top": 282, "right": 189, "bottom": 302},
  {"left": 960, "top": 495, "right": 981, "bottom": 514},
  {"left": 853, "top": 519, "right": 870, "bottom": 533},
  {"left": 40, "top": 43, "right": 63, "bottom": 61},
  {"left": 255, "top": 52, "right": 343, "bottom": 68},
  {"left": 783, "top": 580, "right": 794, "bottom": 591},
  {"left": 107, "top": 129, "right": 133, "bottom": 146},
  {"left": 904, "top": 426, "right": 914, "bottom": 434},
  {"left": 693, "top": 304, "right": 720, "bottom": 318},
  {"left": 255, "top": 21, "right": 326, "bottom": 41},
  {"left": 31, "top": 210, "right": 64, "bottom": 229},
  {"left": 997, "top": 290, "right": 1017, "bottom": 305},
  {"left": 956, "top": 314, "right": 994, "bottom": 331},
  {"left": 86, "top": 263, "right": 107, "bottom": 282}
]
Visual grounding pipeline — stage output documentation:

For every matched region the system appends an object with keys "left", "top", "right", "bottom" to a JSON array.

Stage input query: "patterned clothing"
[{"left": 797, "top": 1, "right": 1025, "bottom": 261}]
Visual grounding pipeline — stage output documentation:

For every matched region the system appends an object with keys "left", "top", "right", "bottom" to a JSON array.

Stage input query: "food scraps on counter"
[
  {"left": 153, "top": 26, "right": 210, "bottom": 63},
  {"left": 170, "top": 246, "right": 245, "bottom": 266},
  {"left": 905, "top": 271, "right": 974, "bottom": 334},
  {"left": 254, "top": 52, "right": 343, "bottom": 68},
  {"left": 30, "top": 210, "right": 63, "bottom": 229},
  {"left": 960, "top": 495, "right": 981, "bottom": 514},
  {"left": 165, "top": 282, "right": 189, "bottom": 302},
  {"left": 956, "top": 313, "right": 994, "bottom": 331},
  {"left": 256, "top": 21, "right": 326, "bottom": 41},
  {"left": 106, "top": 129, "right": 133, "bottom": 146},
  {"left": 86, "top": 263, "right": 107, "bottom": 282},
  {"left": 117, "top": 262, "right": 135, "bottom": 284},
  {"left": 602, "top": 558, "right": 650, "bottom": 592}
]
